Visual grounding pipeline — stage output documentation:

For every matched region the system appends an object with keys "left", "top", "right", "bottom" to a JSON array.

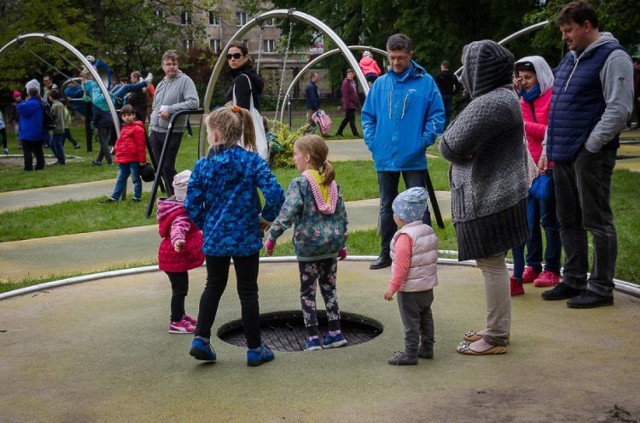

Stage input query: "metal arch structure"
[
  {"left": 0, "top": 33, "right": 120, "bottom": 136},
  {"left": 279, "top": 45, "right": 387, "bottom": 122},
  {"left": 454, "top": 20, "right": 550, "bottom": 78},
  {"left": 199, "top": 9, "right": 370, "bottom": 157}
]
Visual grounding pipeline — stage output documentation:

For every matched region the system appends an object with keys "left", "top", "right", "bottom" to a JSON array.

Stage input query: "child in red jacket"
[
  {"left": 157, "top": 170, "right": 205, "bottom": 334},
  {"left": 101, "top": 105, "right": 147, "bottom": 202}
]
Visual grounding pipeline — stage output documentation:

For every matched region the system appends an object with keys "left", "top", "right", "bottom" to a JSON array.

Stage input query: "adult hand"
[{"left": 159, "top": 109, "right": 170, "bottom": 120}]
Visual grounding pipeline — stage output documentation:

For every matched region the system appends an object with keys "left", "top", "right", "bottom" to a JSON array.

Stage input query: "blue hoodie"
[{"left": 361, "top": 60, "right": 445, "bottom": 171}]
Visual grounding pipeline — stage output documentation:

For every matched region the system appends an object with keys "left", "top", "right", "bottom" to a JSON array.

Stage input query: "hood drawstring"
[{"left": 387, "top": 90, "right": 410, "bottom": 120}]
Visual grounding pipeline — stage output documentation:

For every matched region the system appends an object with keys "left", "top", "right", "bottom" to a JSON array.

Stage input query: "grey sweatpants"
[{"left": 397, "top": 290, "right": 435, "bottom": 356}]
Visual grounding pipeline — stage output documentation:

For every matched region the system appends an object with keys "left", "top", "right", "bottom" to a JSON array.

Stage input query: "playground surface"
[{"left": 1, "top": 138, "right": 640, "bottom": 422}]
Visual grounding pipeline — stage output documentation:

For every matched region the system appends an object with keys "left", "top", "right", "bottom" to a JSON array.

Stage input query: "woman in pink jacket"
[{"left": 510, "top": 56, "right": 562, "bottom": 295}]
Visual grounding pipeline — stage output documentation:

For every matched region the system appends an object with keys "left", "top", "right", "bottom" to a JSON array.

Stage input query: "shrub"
[{"left": 269, "top": 119, "right": 306, "bottom": 169}]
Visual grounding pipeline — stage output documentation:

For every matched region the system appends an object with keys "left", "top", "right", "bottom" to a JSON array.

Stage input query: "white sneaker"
[
  {"left": 3, "top": 148, "right": 8, "bottom": 155},
  {"left": 145, "top": 73, "right": 153, "bottom": 85}
]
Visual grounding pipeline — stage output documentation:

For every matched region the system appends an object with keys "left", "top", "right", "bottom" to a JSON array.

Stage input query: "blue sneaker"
[
  {"left": 304, "top": 337, "right": 322, "bottom": 351},
  {"left": 322, "top": 332, "right": 348, "bottom": 349},
  {"left": 189, "top": 338, "right": 216, "bottom": 361},
  {"left": 247, "top": 344, "right": 274, "bottom": 367}
]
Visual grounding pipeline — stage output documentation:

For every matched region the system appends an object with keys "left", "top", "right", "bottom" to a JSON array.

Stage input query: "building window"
[
  {"left": 181, "top": 11, "right": 191, "bottom": 25},
  {"left": 183, "top": 39, "right": 194, "bottom": 50},
  {"left": 210, "top": 39, "right": 222, "bottom": 52},
  {"left": 209, "top": 11, "right": 221, "bottom": 26},
  {"left": 264, "top": 18, "right": 275, "bottom": 27},
  {"left": 235, "top": 11, "right": 247, "bottom": 26},
  {"left": 263, "top": 39, "right": 275, "bottom": 53}
]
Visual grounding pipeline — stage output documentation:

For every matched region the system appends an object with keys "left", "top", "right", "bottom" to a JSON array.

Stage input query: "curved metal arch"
[
  {"left": 0, "top": 33, "right": 120, "bottom": 136},
  {"left": 454, "top": 20, "right": 550, "bottom": 78},
  {"left": 279, "top": 45, "right": 387, "bottom": 122},
  {"left": 199, "top": 9, "right": 369, "bottom": 157}
]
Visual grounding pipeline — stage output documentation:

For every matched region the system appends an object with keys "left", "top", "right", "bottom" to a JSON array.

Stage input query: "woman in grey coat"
[{"left": 439, "top": 40, "right": 529, "bottom": 355}]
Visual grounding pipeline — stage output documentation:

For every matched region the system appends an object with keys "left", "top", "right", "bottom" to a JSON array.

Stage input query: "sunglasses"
[{"left": 226, "top": 53, "right": 243, "bottom": 60}]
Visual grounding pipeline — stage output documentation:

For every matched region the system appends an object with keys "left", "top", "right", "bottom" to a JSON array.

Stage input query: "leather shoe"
[
  {"left": 567, "top": 290, "right": 613, "bottom": 309},
  {"left": 369, "top": 255, "right": 392, "bottom": 270},
  {"left": 541, "top": 282, "right": 582, "bottom": 301}
]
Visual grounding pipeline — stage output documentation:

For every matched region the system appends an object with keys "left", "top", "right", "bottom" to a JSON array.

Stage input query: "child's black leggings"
[{"left": 166, "top": 271, "right": 189, "bottom": 322}]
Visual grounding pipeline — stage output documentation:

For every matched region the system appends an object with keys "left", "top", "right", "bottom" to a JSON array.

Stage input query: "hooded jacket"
[
  {"left": 114, "top": 121, "right": 147, "bottom": 164},
  {"left": 359, "top": 56, "right": 381, "bottom": 77},
  {"left": 17, "top": 97, "right": 49, "bottom": 142},
  {"left": 157, "top": 199, "right": 204, "bottom": 273},
  {"left": 224, "top": 63, "right": 264, "bottom": 112},
  {"left": 184, "top": 146, "right": 284, "bottom": 257},
  {"left": 439, "top": 40, "right": 528, "bottom": 261},
  {"left": 361, "top": 60, "right": 445, "bottom": 172},
  {"left": 150, "top": 71, "right": 199, "bottom": 133},
  {"left": 268, "top": 173, "right": 348, "bottom": 261},
  {"left": 546, "top": 32, "right": 633, "bottom": 161},
  {"left": 515, "top": 55, "right": 554, "bottom": 164}
]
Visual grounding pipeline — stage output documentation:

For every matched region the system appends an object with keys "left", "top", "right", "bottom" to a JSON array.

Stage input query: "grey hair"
[{"left": 386, "top": 34, "right": 412, "bottom": 52}]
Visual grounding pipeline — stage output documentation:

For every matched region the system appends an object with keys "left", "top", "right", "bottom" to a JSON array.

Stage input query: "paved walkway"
[{"left": 0, "top": 140, "right": 450, "bottom": 282}]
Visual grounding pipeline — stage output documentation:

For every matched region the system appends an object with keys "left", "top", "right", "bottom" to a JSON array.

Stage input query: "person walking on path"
[
  {"left": 265, "top": 135, "right": 349, "bottom": 352},
  {"left": 101, "top": 105, "right": 147, "bottom": 202},
  {"left": 384, "top": 187, "right": 438, "bottom": 366},
  {"left": 434, "top": 60, "right": 464, "bottom": 129},
  {"left": 361, "top": 33, "right": 445, "bottom": 270},
  {"left": 157, "top": 169, "right": 204, "bottom": 335},
  {"left": 334, "top": 69, "right": 361, "bottom": 138},
  {"left": 439, "top": 39, "right": 528, "bottom": 355},
  {"left": 539, "top": 0, "right": 633, "bottom": 309},
  {"left": 149, "top": 50, "right": 199, "bottom": 197},
  {"left": 17, "top": 80, "right": 49, "bottom": 171},
  {"left": 185, "top": 106, "right": 284, "bottom": 366},
  {"left": 305, "top": 72, "right": 320, "bottom": 133}
]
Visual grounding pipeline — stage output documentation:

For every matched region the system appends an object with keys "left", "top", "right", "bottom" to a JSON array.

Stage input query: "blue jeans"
[
  {"left": 441, "top": 94, "right": 453, "bottom": 129},
  {"left": 50, "top": 133, "right": 66, "bottom": 164},
  {"left": 110, "top": 81, "right": 147, "bottom": 101},
  {"left": 111, "top": 162, "right": 142, "bottom": 200},
  {"left": 554, "top": 147, "right": 617, "bottom": 296},
  {"left": 377, "top": 170, "right": 432, "bottom": 257},
  {"left": 526, "top": 184, "right": 561, "bottom": 274}
]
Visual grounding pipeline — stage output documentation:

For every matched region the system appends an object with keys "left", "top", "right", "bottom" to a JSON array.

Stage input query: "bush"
[{"left": 269, "top": 119, "right": 306, "bottom": 169}]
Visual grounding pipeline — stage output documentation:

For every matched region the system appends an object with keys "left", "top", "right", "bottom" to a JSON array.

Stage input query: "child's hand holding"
[
  {"left": 258, "top": 214, "right": 271, "bottom": 232},
  {"left": 384, "top": 289, "right": 395, "bottom": 301},
  {"left": 174, "top": 239, "right": 185, "bottom": 252},
  {"left": 264, "top": 239, "right": 276, "bottom": 256},
  {"left": 338, "top": 247, "right": 347, "bottom": 260}
]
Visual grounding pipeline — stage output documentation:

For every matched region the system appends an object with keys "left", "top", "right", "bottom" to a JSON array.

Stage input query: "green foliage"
[{"left": 269, "top": 119, "right": 306, "bottom": 169}]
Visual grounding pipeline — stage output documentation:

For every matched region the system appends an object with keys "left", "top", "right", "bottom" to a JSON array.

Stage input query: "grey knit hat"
[
  {"left": 172, "top": 170, "right": 191, "bottom": 202},
  {"left": 392, "top": 187, "right": 428, "bottom": 223}
]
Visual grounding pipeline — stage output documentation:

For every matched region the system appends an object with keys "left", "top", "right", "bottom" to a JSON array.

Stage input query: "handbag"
[
  {"left": 233, "top": 74, "right": 269, "bottom": 161},
  {"left": 140, "top": 163, "right": 155, "bottom": 183},
  {"left": 42, "top": 102, "right": 56, "bottom": 130},
  {"left": 312, "top": 109, "right": 333, "bottom": 136},
  {"left": 529, "top": 172, "right": 554, "bottom": 200}
]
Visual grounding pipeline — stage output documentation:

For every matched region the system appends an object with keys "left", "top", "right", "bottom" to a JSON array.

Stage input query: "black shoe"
[
  {"left": 567, "top": 290, "right": 614, "bottom": 309},
  {"left": 369, "top": 255, "right": 392, "bottom": 270},
  {"left": 74, "top": 144, "right": 81, "bottom": 149},
  {"left": 541, "top": 282, "right": 583, "bottom": 301},
  {"left": 417, "top": 343, "right": 433, "bottom": 359},
  {"left": 388, "top": 351, "right": 418, "bottom": 365},
  {"left": 100, "top": 197, "right": 117, "bottom": 204}
]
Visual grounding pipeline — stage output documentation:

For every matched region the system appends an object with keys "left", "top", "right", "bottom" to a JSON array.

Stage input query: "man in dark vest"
[{"left": 539, "top": 1, "right": 633, "bottom": 308}]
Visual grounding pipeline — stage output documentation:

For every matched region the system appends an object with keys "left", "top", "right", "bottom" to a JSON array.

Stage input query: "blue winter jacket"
[
  {"left": 184, "top": 146, "right": 285, "bottom": 257},
  {"left": 17, "top": 97, "right": 49, "bottom": 142},
  {"left": 361, "top": 61, "right": 445, "bottom": 171}
]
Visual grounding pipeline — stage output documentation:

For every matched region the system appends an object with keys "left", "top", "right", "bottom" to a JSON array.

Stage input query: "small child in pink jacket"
[
  {"left": 157, "top": 170, "right": 204, "bottom": 334},
  {"left": 384, "top": 187, "right": 438, "bottom": 365}
]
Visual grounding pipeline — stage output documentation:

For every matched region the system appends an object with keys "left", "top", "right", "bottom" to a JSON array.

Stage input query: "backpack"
[{"left": 42, "top": 102, "right": 56, "bottom": 130}]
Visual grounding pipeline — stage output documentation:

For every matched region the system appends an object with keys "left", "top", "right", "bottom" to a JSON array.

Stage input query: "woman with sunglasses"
[{"left": 224, "top": 41, "right": 264, "bottom": 112}]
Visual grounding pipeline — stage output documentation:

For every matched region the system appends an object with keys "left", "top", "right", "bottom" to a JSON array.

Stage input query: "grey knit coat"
[{"left": 439, "top": 40, "right": 529, "bottom": 261}]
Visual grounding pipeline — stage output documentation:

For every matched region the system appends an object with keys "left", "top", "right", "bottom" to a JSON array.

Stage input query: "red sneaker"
[
  {"left": 168, "top": 318, "right": 195, "bottom": 334},
  {"left": 183, "top": 314, "right": 197, "bottom": 325},
  {"left": 510, "top": 276, "right": 525, "bottom": 297},
  {"left": 522, "top": 266, "right": 540, "bottom": 284},
  {"left": 533, "top": 271, "right": 560, "bottom": 287}
]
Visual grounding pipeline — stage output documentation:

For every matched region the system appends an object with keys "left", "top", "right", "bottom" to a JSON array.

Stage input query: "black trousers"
[
  {"left": 194, "top": 253, "right": 262, "bottom": 349},
  {"left": 166, "top": 271, "right": 189, "bottom": 322},
  {"left": 22, "top": 140, "right": 45, "bottom": 170},
  {"left": 149, "top": 130, "right": 184, "bottom": 197},
  {"left": 336, "top": 108, "right": 359, "bottom": 137}
]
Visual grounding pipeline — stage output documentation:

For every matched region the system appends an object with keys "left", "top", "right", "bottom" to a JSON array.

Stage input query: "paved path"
[{"left": 0, "top": 140, "right": 450, "bottom": 282}]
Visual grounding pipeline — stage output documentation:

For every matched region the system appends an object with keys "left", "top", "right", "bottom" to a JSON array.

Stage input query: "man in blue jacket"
[
  {"left": 305, "top": 72, "right": 320, "bottom": 133},
  {"left": 361, "top": 34, "right": 445, "bottom": 269},
  {"left": 539, "top": 1, "right": 633, "bottom": 308}
]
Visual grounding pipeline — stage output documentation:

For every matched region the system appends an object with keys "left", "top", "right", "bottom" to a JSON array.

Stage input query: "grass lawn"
[{"left": 1, "top": 121, "right": 639, "bottom": 287}]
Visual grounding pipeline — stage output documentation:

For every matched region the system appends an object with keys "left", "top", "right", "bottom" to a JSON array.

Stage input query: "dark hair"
[
  {"left": 161, "top": 50, "right": 180, "bottom": 64},
  {"left": 441, "top": 60, "right": 450, "bottom": 69},
  {"left": 556, "top": 0, "right": 598, "bottom": 29},
  {"left": 515, "top": 61, "right": 536, "bottom": 73},
  {"left": 48, "top": 89, "right": 60, "bottom": 100},
  {"left": 386, "top": 34, "right": 412, "bottom": 53},
  {"left": 228, "top": 40, "right": 249, "bottom": 56},
  {"left": 120, "top": 104, "right": 135, "bottom": 115},
  {"left": 346, "top": 68, "right": 354, "bottom": 74}
]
